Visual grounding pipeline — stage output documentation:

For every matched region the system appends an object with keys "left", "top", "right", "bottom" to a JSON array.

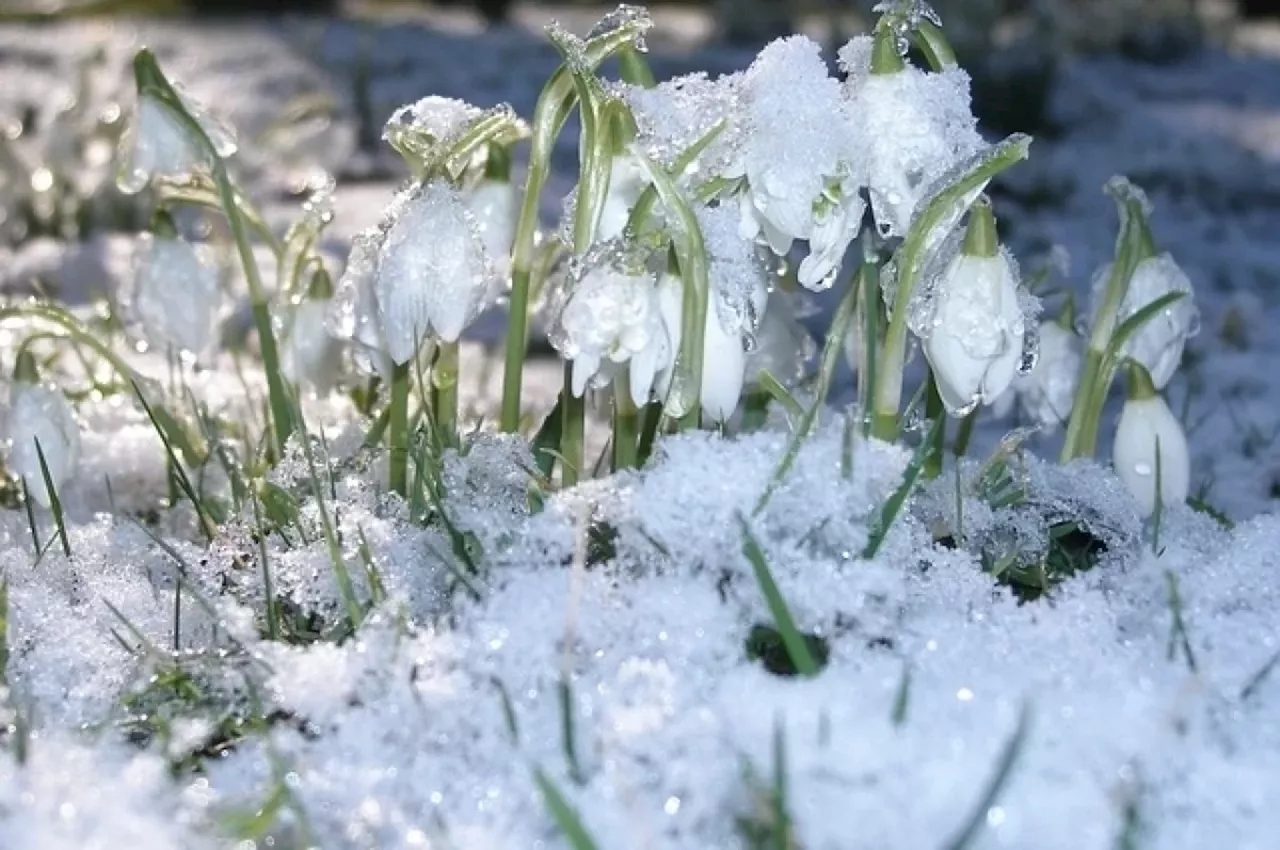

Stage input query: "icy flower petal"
[
  {"left": 797, "top": 183, "right": 867, "bottom": 291},
  {"left": 1113, "top": 394, "right": 1190, "bottom": 516},
  {"left": 1012, "top": 321, "right": 1081, "bottom": 431},
  {"left": 377, "top": 180, "right": 498, "bottom": 360},
  {"left": 329, "top": 229, "right": 394, "bottom": 381},
  {"left": 465, "top": 178, "right": 518, "bottom": 273},
  {"left": 554, "top": 267, "right": 668, "bottom": 402},
  {"left": 840, "top": 35, "right": 983, "bottom": 238},
  {"left": 747, "top": 289, "right": 816, "bottom": 388},
  {"left": 280, "top": 299, "right": 345, "bottom": 394},
  {"left": 922, "top": 252, "right": 1025, "bottom": 415},
  {"left": 597, "top": 154, "right": 650, "bottom": 243},
  {"left": 740, "top": 36, "right": 851, "bottom": 256},
  {"left": 655, "top": 272, "right": 758, "bottom": 424},
  {"left": 6, "top": 381, "right": 80, "bottom": 508},
  {"left": 117, "top": 89, "right": 236, "bottom": 194},
  {"left": 1092, "top": 253, "right": 1197, "bottom": 390},
  {"left": 131, "top": 236, "right": 222, "bottom": 358}
]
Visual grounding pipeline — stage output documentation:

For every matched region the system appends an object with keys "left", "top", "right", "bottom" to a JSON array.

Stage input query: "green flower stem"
[
  {"left": 498, "top": 22, "right": 653, "bottom": 433},
  {"left": 0, "top": 304, "right": 142, "bottom": 388},
  {"left": 431, "top": 341, "right": 460, "bottom": 450},
  {"left": 870, "top": 136, "right": 1032, "bottom": 442},
  {"left": 611, "top": 374, "right": 640, "bottom": 471},
  {"left": 388, "top": 361, "right": 410, "bottom": 498},
  {"left": 952, "top": 408, "right": 978, "bottom": 458},
  {"left": 1060, "top": 193, "right": 1157, "bottom": 462},
  {"left": 870, "top": 22, "right": 906, "bottom": 75},
  {"left": 924, "top": 369, "right": 945, "bottom": 479},
  {"left": 132, "top": 49, "right": 294, "bottom": 456},
  {"left": 560, "top": 365, "right": 586, "bottom": 488},
  {"left": 1125, "top": 360, "right": 1157, "bottom": 401},
  {"left": 911, "top": 20, "right": 957, "bottom": 70}
]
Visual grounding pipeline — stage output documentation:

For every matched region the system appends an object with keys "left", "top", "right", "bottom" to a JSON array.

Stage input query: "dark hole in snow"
[
  {"left": 586, "top": 521, "right": 618, "bottom": 568},
  {"left": 744, "top": 624, "right": 830, "bottom": 677},
  {"left": 991, "top": 519, "right": 1109, "bottom": 604}
]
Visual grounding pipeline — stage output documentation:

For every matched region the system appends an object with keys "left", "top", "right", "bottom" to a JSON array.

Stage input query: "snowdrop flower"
[
  {"left": 597, "top": 154, "right": 650, "bottom": 243},
  {"left": 6, "top": 353, "right": 79, "bottom": 508},
  {"left": 553, "top": 266, "right": 669, "bottom": 406},
  {"left": 839, "top": 32, "right": 982, "bottom": 238},
  {"left": 372, "top": 179, "right": 504, "bottom": 365},
  {"left": 735, "top": 36, "right": 864, "bottom": 291},
  {"left": 746, "top": 288, "right": 816, "bottom": 389},
  {"left": 1090, "top": 252, "right": 1197, "bottom": 390},
  {"left": 465, "top": 178, "right": 518, "bottom": 274},
  {"left": 657, "top": 205, "right": 771, "bottom": 421},
  {"left": 328, "top": 229, "right": 396, "bottom": 381},
  {"left": 130, "top": 233, "right": 222, "bottom": 359},
  {"left": 1112, "top": 362, "right": 1189, "bottom": 517},
  {"left": 279, "top": 273, "right": 344, "bottom": 395},
  {"left": 994, "top": 319, "right": 1082, "bottom": 431},
  {"left": 117, "top": 84, "right": 237, "bottom": 194},
  {"left": 920, "top": 204, "right": 1026, "bottom": 416}
]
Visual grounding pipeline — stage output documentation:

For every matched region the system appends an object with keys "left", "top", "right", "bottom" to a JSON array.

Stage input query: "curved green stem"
[
  {"left": 431, "top": 341, "right": 459, "bottom": 450},
  {"left": 611, "top": 374, "right": 640, "bottom": 471},
  {"left": 388, "top": 361, "right": 410, "bottom": 498},
  {"left": 499, "top": 22, "right": 653, "bottom": 432}
]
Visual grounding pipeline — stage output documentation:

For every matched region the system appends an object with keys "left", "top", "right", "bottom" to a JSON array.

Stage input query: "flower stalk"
[
  {"left": 388, "top": 361, "right": 411, "bottom": 498},
  {"left": 1060, "top": 187, "right": 1157, "bottom": 462},
  {"left": 130, "top": 49, "right": 295, "bottom": 457},
  {"left": 499, "top": 16, "right": 654, "bottom": 433}
]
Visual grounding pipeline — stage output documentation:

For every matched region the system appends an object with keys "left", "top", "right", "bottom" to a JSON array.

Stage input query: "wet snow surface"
[{"left": 1, "top": 8, "right": 1279, "bottom": 850}]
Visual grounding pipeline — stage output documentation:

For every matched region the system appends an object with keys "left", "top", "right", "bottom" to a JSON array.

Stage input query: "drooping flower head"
[
  {"left": 1089, "top": 252, "right": 1198, "bottom": 390},
  {"left": 5, "top": 353, "right": 80, "bottom": 509},
  {"left": 734, "top": 36, "right": 866, "bottom": 291},
  {"left": 840, "top": 33, "right": 983, "bottom": 239},
  {"left": 1112, "top": 362, "right": 1190, "bottom": 516},
  {"left": 117, "top": 54, "right": 238, "bottom": 194},
  {"left": 918, "top": 201, "right": 1032, "bottom": 416},
  {"left": 128, "top": 230, "right": 223, "bottom": 360}
]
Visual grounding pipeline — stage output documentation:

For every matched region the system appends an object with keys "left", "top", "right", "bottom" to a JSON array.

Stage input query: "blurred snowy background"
[{"left": 1, "top": 0, "right": 1278, "bottom": 517}]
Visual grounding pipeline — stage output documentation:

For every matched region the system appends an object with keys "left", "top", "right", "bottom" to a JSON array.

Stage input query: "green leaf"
[
  {"left": 941, "top": 703, "right": 1033, "bottom": 850},
  {"left": 33, "top": 438, "right": 71, "bottom": 559},
  {"left": 131, "top": 381, "right": 217, "bottom": 544},
  {"left": 738, "top": 515, "right": 822, "bottom": 678},
  {"left": 533, "top": 768, "right": 601, "bottom": 850},
  {"left": 862, "top": 417, "right": 941, "bottom": 559}
]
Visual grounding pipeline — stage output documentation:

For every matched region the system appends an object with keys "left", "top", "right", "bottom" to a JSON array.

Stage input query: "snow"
[{"left": 0, "top": 5, "right": 1279, "bottom": 849}]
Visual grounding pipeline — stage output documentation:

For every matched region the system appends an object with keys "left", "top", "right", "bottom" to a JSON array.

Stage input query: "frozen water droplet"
[
  {"left": 1132, "top": 461, "right": 1153, "bottom": 477},
  {"left": 586, "top": 4, "right": 654, "bottom": 52}
]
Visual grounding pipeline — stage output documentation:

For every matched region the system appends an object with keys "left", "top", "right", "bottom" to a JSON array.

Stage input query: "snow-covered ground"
[{"left": 0, "top": 5, "right": 1278, "bottom": 849}]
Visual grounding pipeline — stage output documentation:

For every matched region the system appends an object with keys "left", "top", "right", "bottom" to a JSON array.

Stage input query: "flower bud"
[
  {"left": 117, "top": 85, "right": 236, "bottom": 194},
  {"left": 1091, "top": 253, "right": 1197, "bottom": 390},
  {"left": 920, "top": 204, "right": 1025, "bottom": 416},
  {"left": 1011, "top": 320, "right": 1082, "bottom": 432},
  {"left": 130, "top": 233, "right": 222, "bottom": 359},
  {"left": 6, "top": 353, "right": 80, "bottom": 508},
  {"left": 553, "top": 267, "right": 669, "bottom": 407},
  {"left": 1112, "top": 362, "right": 1189, "bottom": 516},
  {"left": 280, "top": 293, "right": 344, "bottom": 395}
]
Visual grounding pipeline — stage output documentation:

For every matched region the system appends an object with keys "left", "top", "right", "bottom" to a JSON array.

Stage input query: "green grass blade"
[
  {"left": 1163, "top": 570, "right": 1197, "bottom": 672},
  {"left": 941, "top": 703, "right": 1033, "bottom": 850},
  {"left": 754, "top": 268, "right": 861, "bottom": 516},
  {"left": 1240, "top": 650, "right": 1280, "bottom": 703},
  {"left": 533, "top": 768, "right": 601, "bottom": 850},
  {"left": 1103, "top": 292, "right": 1186, "bottom": 374},
  {"left": 20, "top": 478, "right": 41, "bottom": 556},
  {"left": 737, "top": 514, "right": 820, "bottom": 677},
  {"left": 892, "top": 663, "right": 912, "bottom": 727},
  {"left": 862, "top": 416, "right": 941, "bottom": 559},
  {"left": 0, "top": 581, "right": 9, "bottom": 687},
  {"left": 130, "top": 381, "right": 216, "bottom": 543},
  {"left": 33, "top": 438, "right": 71, "bottom": 558},
  {"left": 251, "top": 495, "right": 280, "bottom": 642},
  {"left": 755, "top": 371, "right": 805, "bottom": 422}
]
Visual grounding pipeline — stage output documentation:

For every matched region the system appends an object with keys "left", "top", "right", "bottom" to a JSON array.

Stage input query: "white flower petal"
[
  {"left": 7, "top": 381, "right": 80, "bottom": 508},
  {"left": 1113, "top": 395, "right": 1190, "bottom": 516}
]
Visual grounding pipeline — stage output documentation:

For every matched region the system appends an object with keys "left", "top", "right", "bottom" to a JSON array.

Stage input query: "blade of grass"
[
  {"left": 1240, "top": 650, "right": 1280, "bottom": 703},
  {"left": 940, "top": 703, "right": 1033, "bottom": 850},
  {"left": 33, "top": 438, "right": 71, "bottom": 558},
  {"left": 533, "top": 768, "right": 602, "bottom": 850},
  {"left": 251, "top": 495, "right": 280, "bottom": 642},
  {"left": 862, "top": 416, "right": 941, "bottom": 559},
  {"left": 20, "top": 478, "right": 41, "bottom": 556},
  {"left": 754, "top": 371, "right": 805, "bottom": 422},
  {"left": 1164, "top": 570, "right": 1197, "bottom": 672},
  {"left": 737, "top": 514, "right": 820, "bottom": 677},
  {"left": 753, "top": 267, "right": 861, "bottom": 516},
  {"left": 131, "top": 381, "right": 216, "bottom": 543}
]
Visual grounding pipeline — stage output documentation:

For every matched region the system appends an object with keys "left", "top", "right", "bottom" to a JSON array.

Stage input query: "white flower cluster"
[{"left": 553, "top": 28, "right": 994, "bottom": 423}]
